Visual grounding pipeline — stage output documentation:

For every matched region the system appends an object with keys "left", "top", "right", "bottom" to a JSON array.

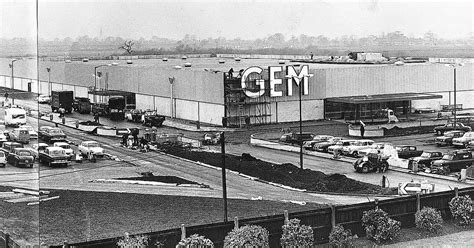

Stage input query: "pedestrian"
[
  {"left": 228, "top": 68, "right": 234, "bottom": 79},
  {"left": 245, "top": 115, "right": 250, "bottom": 129},
  {"left": 122, "top": 133, "right": 129, "bottom": 146},
  {"left": 360, "top": 120, "right": 366, "bottom": 138},
  {"left": 310, "top": 52, "right": 314, "bottom": 60},
  {"left": 94, "top": 113, "right": 100, "bottom": 124}
]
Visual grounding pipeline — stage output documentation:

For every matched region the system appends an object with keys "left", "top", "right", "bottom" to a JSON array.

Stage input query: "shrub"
[
  {"left": 116, "top": 233, "right": 149, "bottom": 248},
  {"left": 224, "top": 225, "right": 269, "bottom": 248},
  {"left": 449, "top": 195, "right": 473, "bottom": 226},
  {"left": 328, "top": 224, "right": 358, "bottom": 247},
  {"left": 280, "top": 219, "right": 314, "bottom": 247},
  {"left": 362, "top": 208, "right": 400, "bottom": 243},
  {"left": 415, "top": 207, "right": 443, "bottom": 233},
  {"left": 176, "top": 234, "right": 214, "bottom": 248}
]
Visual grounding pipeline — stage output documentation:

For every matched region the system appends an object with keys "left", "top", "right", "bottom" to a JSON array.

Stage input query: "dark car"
[
  {"left": 396, "top": 145, "right": 423, "bottom": 159},
  {"left": 143, "top": 115, "right": 165, "bottom": 127},
  {"left": 303, "top": 135, "right": 334, "bottom": 150},
  {"left": 7, "top": 148, "right": 34, "bottom": 168},
  {"left": 280, "top": 132, "right": 314, "bottom": 145},
  {"left": 431, "top": 149, "right": 474, "bottom": 174},
  {"left": 408, "top": 151, "right": 443, "bottom": 171},
  {"left": 312, "top": 137, "right": 344, "bottom": 153},
  {"left": 435, "top": 130, "right": 465, "bottom": 146},
  {"left": 434, "top": 123, "right": 472, "bottom": 136}
]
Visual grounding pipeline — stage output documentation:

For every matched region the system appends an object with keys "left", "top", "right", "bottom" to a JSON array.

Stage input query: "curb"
[{"left": 250, "top": 135, "right": 474, "bottom": 185}]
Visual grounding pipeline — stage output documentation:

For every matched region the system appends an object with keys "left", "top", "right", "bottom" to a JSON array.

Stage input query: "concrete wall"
[{"left": 135, "top": 94, "right": 155, "bottom": 110}]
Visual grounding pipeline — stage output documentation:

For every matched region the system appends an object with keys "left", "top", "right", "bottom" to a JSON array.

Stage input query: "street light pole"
[
  {"left": 9, "top": 59, "right": 20, "bottom": 105},
  {"left": 285, "top": 72, "right": 314, "bottom": 170},
  {"left": 46, "top": 67, "right": 51, "bottom": 96},
  {"left": 93, "top": 64, "right": 111, "bottom": 103}
]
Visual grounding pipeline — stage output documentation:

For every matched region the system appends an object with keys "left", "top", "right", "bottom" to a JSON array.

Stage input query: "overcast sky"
[{"left": 1, "top": 0, "right": 473, "bottom": 40}]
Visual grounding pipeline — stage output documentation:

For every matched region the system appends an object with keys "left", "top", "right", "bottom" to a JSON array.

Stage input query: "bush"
[
  {"left": 224, "top": 225, "right": 269, "bottom": 248},
  {"left": 415, "top": 207, "right": 443, "bottom": 233},
  {"left": 116, "top": 233, "right": 149, "bottom": 248},
  {"left": 362, "top": 208, "right": 400, "bottom": 243},
  {"left": 449, "top": 195, "right": 473, "bottom": 226},
  {"left": 328, "top": 224, "right": 358, "bottom": 247},
  {"left": 280, "top": 219, "right": 314, "bottom": 247},
  {"left": 176, "top": 234, "right": 214, "bottom": 248}
]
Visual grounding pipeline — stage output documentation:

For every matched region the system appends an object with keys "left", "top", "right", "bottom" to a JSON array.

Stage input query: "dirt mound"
[{"left": 163, "top": 147, "right": 391, "bottom": 194}]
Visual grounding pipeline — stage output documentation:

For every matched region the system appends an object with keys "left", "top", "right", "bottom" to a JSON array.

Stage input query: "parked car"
[
  {"left": 342, "top": 139, "right": 375, "bottom": 157},
  {"left": 303, "top": 135, "right": 334, "bottom": 150},
  {"left": 280, "top": 132, "right": 315, "bottom": 145},
  {"left": 358, "top": 143, "right": 392, "bottom": 157},
  {"left": 408, "top": 151, "right": 443, "bottom": 171},
  {"left": 430, "top": 149, "right": 474, "bottom": 174},
  {"left": 0, "top": 142, "right": 23, "bottom": 156},
  {"left": 78, "top": 141, "right": 104, "bottom": 158},
  {"left": 38, "top": 126, "right": 52, "bottom": 140},
  {"left": 38, "top": 146, "right": 69, "bottom": 167},
  {"left": 395, "top": 145, "right": 423, "bottom": 159},
  {"left": 353, "top": 152, "right": 390, "bottom": 173},
  {"left": 7, "top": 148, "right": 34, "bottom": 168},
  {"left": 29, "top": 143, "right": 49, "bottom": 161},
  {"left": 452, "top": 131, "right": 474, "bottom": 148},
  {"left": 40, "top": 127, "right": 67, "bottom": 143},
  {"left": 203, "top": 133, "right": 221, "bottom": 145},
  {"left": 328, "top": 140, "right": 357, "bottom": 155},
  {"left": 435, "top": 130, "right": 465, "bottom": 146},
  {"left": 21, "top": 125, "right": 38, "bottom": 139},
  {"left": 37, "top": 94, "right": 51, "bottom": 104},
  {"left": 9, "top": 127, "right": 30, "bottom": 144},
  {"left": 434, "top": 123, "right": 472, "bottom": 136},
  {"left": 0, "top": 151, "right": 5, "bottom": 167},
  {"left": 312, "top": 137, "right": 344, "bottom": 153},
  {"left": 53, "top": 142, "right": 74, "bottom": 159},
  {"left": 0, "top": 133, "right": 7, "bottom": 145}
]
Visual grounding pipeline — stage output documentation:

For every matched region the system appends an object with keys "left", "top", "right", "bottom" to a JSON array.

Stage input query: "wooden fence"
[{"left": 51, "top": 187, "right": 474, "bottom": 248}]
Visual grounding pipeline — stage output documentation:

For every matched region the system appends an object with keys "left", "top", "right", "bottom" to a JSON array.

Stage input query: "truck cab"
[{"left": 10, "top": 127, "right": 30, "bottom": 144}]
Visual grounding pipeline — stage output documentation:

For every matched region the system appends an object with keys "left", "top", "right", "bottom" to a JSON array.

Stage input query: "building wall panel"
[
  {"left": 74, "top": 86, "right": 89, "bottom": 98},
  {"left": 39, "top": 81, "right": 49, "bottom": 95},
  {"left": 175, "top": 99, "right": 198, "bottom": 121},
  {"left": 135, "top": 94, "right": 155, "bottom": 110},
  {"left": 276, "top": 100, "right": 324, "bottom": 123},
  {"left": 198, "top": 102, "right": 224, "bottom": 126},
  {"left": 154, "top": 96, "right": 171, "bottom": 117}
]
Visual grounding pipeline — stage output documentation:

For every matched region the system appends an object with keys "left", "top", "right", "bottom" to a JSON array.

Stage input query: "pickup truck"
[
  {"left": 430, "top": 149, "right": 474, "bottom": 175},
  {"left": 0, "top": 142, "right": 23, "bottom": 156},
  {"left": 396, "top": 145, "right": 424, "bottom": 159},
  {"left": 78, "top": 141, "right": 104, "bottom": 158},
  {"left": 408, "top": 151, "right": 443, "bottom": 171},
  {"left": 452, "top": 132, "right": 474, "bottom": 148},
  {"left": 40, "top": 127, "right": 67, "bottom": 144},
  {"left": 38, "top": 147, "right": 69, "bottom": 167},
  {"left": 7, "top": 148, "right": 34, "bottom": 168},
  {"left": 435, "top": 130, "right": 465, "bottom": 146},
  {"left": 279, "top": 132, "right": 314, "bottom": 145},
  {"left": 434, "top": 123, "right": 472, "bottom": 136}
]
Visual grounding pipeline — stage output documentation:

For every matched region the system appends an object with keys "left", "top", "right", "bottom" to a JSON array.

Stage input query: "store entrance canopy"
[{"left": 326, "top": 93, "right": 442, "bottom": 104}]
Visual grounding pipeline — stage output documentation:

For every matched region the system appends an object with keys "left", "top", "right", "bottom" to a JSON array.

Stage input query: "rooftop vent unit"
[
  {"left": 82, "top": 58, "right": 89, "bottom": 62},
  {"left": 218, "top": 60, "right": 225, "bottom": 64},
  {"left": 278, "top": 60, "right": 286, "bottom": 64},
  {"left": 162, "top": 58, "right": 168, "bottom": 62},
  {"left": 126, "top": 60, "right": 133, "bottom": 64},
  {"left": 65, "top": 60, "right": 72, "bottom": 63},
  {"left": 174, "top": 65, "right": 183, "bottom": 70},
  {"left": 234, "top": 57, "right": 241, "bottom": 61},
  {"left": 184, "top": 62, "right": 192, "bottom": 67},
  {"left": 181, "top": 56, "right": 187, "bottom": 60}
]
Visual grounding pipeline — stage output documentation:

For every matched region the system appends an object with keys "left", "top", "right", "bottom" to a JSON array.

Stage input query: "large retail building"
[{"left": 0, "top": 56, "right": 473, "bottom": 126}]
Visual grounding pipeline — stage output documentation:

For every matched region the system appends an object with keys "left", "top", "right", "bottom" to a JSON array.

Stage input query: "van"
[
  {"left": 4, "top": 108, "right": 27, "bottom": 127},
  {"left": 10, "top": 128, "right": 30, "bottom": 144}
]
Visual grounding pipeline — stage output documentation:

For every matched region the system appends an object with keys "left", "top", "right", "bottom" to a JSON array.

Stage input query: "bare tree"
[{"left": 119, "top": 40, "right": 134, "bottom": 55}]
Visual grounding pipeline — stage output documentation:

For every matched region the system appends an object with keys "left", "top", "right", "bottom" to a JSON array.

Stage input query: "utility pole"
[{"left": 221, "top": 132, "right": 228, "bottom": 222}]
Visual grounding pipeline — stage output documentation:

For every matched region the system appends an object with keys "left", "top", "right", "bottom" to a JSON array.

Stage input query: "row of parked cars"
[
  {"left": 435, "top": 130, "right": 474, "bottom": 148},
  {"left": 280, "top": 132, "right": 474, "bottom": 175},
  {"left": 0, "top": 125, "right": 105, "bottom": 168}
]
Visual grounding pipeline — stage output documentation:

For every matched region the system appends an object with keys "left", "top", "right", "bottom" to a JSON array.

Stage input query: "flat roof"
[{"left": 326, "top": 93, "right": 443, "bottom": 104}]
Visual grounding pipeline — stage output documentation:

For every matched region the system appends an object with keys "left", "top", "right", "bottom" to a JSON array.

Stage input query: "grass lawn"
[{"left": 39, "top": 189, "right": 326, "bottom": 246}]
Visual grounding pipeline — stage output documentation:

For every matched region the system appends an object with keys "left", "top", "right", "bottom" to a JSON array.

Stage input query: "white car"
[
  {"left": 358, "top": 143, "right": 392, "bottom": 157},
  {"left": 53, "top": 142, "right": 74, "bottom": 159},
  {"left": 21, "top": 125, "right": 38, "bottom": 139},
  {"left": 0, "top": 133, "right": 7, "bottom": 144},
  {"left": 78, "top": 141, "right": 104, "bottom": 158},
  {"left": 452, "top": 132, "right": 474, "bottom": 148},
  {"left": 0, "top": 151, "right": 6, "bottom": 167},
  {"left": 37, "top": 95, "right": 51, "bottom": 104},
  {"left": 328, "top": 140, "right": 356, "bottom": 155},
  {"left": 342, "top": 139, "right": 375, "bottom": 157},
  {"left": 29, "top": 142, "right": 49, "bottom": 161}
]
